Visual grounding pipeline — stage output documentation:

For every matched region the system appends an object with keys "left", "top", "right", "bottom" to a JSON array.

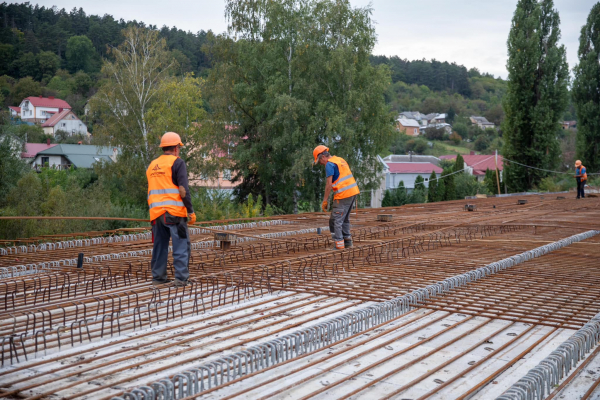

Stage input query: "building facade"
[
  {"left": 42, "top": 110, "right": 87, "bottom": 136},
  {"left": 19, "top": 96, "right": 71, "bottom": 124}
]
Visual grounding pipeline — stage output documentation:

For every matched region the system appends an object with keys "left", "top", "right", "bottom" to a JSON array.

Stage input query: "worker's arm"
[
  {"left": 171, "top": 158, "right": 194, "bottom": 215},
  {"left": 324, "top": 176, "right": 333, "bottom": 202}
]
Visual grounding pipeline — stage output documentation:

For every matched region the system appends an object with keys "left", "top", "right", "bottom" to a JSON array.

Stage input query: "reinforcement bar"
[
  {"left": 110, "top": 230, "right": 600, "bottom": 400},
  {"left": 497, "top": 313, "right": 600, "bottom": 400}
]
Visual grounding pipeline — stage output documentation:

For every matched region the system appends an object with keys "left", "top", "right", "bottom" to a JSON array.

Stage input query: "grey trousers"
[
  {"left": 329, "top": 195, "right": 356, "bottom": 241},
  {"left": 151, "top": 212, "right": 190, "bottom": 283}
]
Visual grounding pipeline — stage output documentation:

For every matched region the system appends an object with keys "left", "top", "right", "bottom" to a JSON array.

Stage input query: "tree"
[
  {"left": 502, "top": 0, "right": 569, "bottom": 191},
  {"left": 441, "top": 167, "right": 455, "bottom": 201},
  {"left": 394, "top": 181, "right": 408, "bottom": 206},
  {"left": 381, "top": 189, "right": 394, "bottom": 207},
  {"left": 573, "top": 3, "right": 600, "bottom": 173},
  {"left": 484, "top": 168, "right": 496, "bottom": 194},
  {"left": 474, "top": 135, "right": 489, "bottom": 152},
  {"left": 10, "top": 77, "right": 41, "bottom": 105},
  {"left": 454, "top": 154, "right": 465, "bottom": 173},
  {"left": 37, "top": 51, "right": 61, "bottom": 81},
  {"left": 90, "top": 26, "right": 178, "bottom": 165},
  {"left": 424, "top": 126, "right": 446, "bottom": 140},
  {"left": 203, "top": 0, "right": 394, "bottom": 212},
  {"left": 410, "top": 175, "right": 426, "bottom": 204},
  {"left": 13, "top": 52, "right": 39, "bottom": 79},
  {"left": 66, "top": 35, "right": 96, "bottom": 73},
  {"left": 427, "top": 170, "right": 438, "bottom": 203}
]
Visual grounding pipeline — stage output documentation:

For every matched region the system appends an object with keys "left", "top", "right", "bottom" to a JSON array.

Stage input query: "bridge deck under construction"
[{"left": 0, "top": 194, "right": 599, "bottom": 400}]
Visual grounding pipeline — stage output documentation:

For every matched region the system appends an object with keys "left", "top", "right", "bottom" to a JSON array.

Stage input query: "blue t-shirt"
[
  {"left": 326, "top": 161, "right": 340, "bottom": 183},
  {"left": 577, "top": 166, "right": 586, "bottom": 181}
]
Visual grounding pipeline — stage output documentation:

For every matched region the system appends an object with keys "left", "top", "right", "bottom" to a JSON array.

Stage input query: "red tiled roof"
[
  {"left": 440, "top": 155, "right": 503, "bottom": 175},
  {"left": 21, "top": 143, "right": 58, "bottom": 158},
  {"left": 23, "top": 96, "right": 71, "bottom": 109},
  {"left": 387, "top": 162, "right": 443, "bottom": 174},
  {"left": 42, "top": 109, "right": 75, "bottom": 127},
  {"left": 8, "top": 106, "right": 20, "bottom": 113}
]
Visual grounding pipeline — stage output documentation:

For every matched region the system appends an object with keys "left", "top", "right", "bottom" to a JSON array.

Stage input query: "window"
[
  {"left": 41, "top": 156, "right": 49, "bottom": 166},
  {"left": 62, "top": 123, "right": 66, "bottom": 127}
]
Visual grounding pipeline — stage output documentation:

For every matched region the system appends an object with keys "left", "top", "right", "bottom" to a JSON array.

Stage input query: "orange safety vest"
[
  {"left": 147, "top": 155, "right": 188, "bottom": 221},
  {"left": 577, "top": 165, "right": 587, "bottom": 181},
  {"left": 328, "top": 156, "right": 360, "bottom": 200}
]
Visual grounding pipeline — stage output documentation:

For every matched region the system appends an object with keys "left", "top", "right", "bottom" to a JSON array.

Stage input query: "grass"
[{"left": 428, "top": 141, "right": 472, "bottom": 156}]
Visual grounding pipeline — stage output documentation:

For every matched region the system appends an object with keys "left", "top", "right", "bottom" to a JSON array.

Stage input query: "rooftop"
[
  {"left": 21, "top": 96, "right": 71, "bottom": 109},
  {"left": 41, "top": 109, "right": 74, "bottom": 127},
  {"left": 21, "top": 142, "right": 57, "bottom": 158},
  {"left": 440, "top": 154, "right": 503, "bottom": 174},
  {"left": 36, "top": 144, "right": 119, "bottom": 168},
  {"left": 397, "top": 118, "right": 420, "bottom": 128}
]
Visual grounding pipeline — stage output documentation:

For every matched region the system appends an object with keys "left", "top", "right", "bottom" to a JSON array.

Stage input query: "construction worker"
[
  {"left": 575, "top": 160, "right": 587, "bottom": 199},
  {"left": 147, "top": 132, "right": 196, "bottom": 286},
  {"left": 314, "top": 145, "right": 360, "bottom": 250}
]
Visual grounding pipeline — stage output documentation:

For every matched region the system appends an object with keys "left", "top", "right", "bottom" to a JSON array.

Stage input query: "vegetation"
[
  {"left": 573, "top": 2, "right": 600, "bottom": 172},
  {"left": 502, "top": 0, "right": 569, "bottom": 192},
  {"left": 201, "top": 0, "right": 394, "bottom": 213}
]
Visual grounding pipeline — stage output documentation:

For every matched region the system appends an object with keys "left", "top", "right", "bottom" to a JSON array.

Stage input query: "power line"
[{"left": 502, "top": 157, "right": 600, "bottom": 175}]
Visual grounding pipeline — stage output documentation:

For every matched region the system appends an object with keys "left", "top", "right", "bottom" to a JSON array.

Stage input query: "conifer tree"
[
  {"left": 573, "top": 3, "right": 600, "bottom": 172},
  {"left": 442, "top": 167, "right": 456, "bottom": 201},
  {"left": 502, "top": 0, "right": 569, "bottom": 191},
  {"left": 454, "top": 154, "right": 465, "bottom": 173},
  {"left": 427, "top": 171, "right": 438, "bottom": 203}
]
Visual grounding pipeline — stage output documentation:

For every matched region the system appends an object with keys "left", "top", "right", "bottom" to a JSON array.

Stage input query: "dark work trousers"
[
  {"left": 151, "top": 212, "right": 190, "bottom": 283},
  {"left": 577, "top": 179, "right": 586, "bottom": 199},
  {"left": 329, "top": 195, "right": 356, "bottom": 241}
]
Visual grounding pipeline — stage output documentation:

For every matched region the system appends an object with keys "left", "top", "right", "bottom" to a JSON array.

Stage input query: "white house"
[
  {"left": 8, "top": 106, "right": 20, "bottom": 117},
  {"left": 440, "top": 154, "right": 504, "bottom": 182},
  {"left": 41, "top": 109, "right": 87, "bottom": 136},
  {"left": 370, "top": 155, "right": 443, "bottom": 208},
  {"left": 32, "top": 144, "right": 119, "bottom": 170},
  {"left": 19, "top": 96, "right": 71, "bottom": 124}
]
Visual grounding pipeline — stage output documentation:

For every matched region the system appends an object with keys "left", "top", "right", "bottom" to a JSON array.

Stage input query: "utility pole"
[{"left": 494, "top": 149, "right": 501, "bottom": 195}]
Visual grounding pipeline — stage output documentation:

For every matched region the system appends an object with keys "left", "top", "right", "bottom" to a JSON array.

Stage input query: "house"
[
  {"left": 421, "top": 123, "right": 453, "bottom": 135},
  {"left": 399, "top": 111, "right": 425, "bottom": 125},
  {"left": 440, "top": 154, "right": 503, "bottom": 182},
  {"left": 8, "top": 106, "right": 20, "bottom": 117},
  {"left": 432, "top": 113, "right": 446, "bottom": 124},
  {"left": 32, "top": 144, "right": 119, "bottom": 170},
  {"left": 396, "top": 118, "right": 420, "bottom": 136},
  {"left": 19, "top": 96, "right": 71, "bottom": 124},
  {"left": 21, "top": 142, "right": 58, "bottom": 162},
  {"left": 562, "top": 121, "right": 576, "bottom": 130},
  {"left": 470, "top": 116, "right": 495, "bottom": 130},
  {"left": 41, "top": 109, "right": 88, "bottom": 136},
  {"left": 370, "top": 155, "right": 443, "bottom": 208},
  {"left": 422, "top": 113, "right": 437, "bottom": 126}
]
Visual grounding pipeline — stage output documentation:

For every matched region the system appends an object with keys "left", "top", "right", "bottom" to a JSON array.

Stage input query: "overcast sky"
[{"left": 22, "top": 0, "right": 593, "bottom": 79}]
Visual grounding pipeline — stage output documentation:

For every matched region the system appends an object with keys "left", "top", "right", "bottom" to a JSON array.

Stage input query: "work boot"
[
  {"left": 152, "top": 279, "right": 173, "bottom": 286},
  {"left": 344, "top": 238, "right": 353, "bottom": 248},
  {"left": 330, "top": 240, "right": 345, "bottom": 251},
  {"left": 174, "top": 279, "right": 188, "bottom": 287}
]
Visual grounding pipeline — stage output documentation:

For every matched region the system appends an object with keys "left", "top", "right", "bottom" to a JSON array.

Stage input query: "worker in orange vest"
[
  {"left": 575, "top": 160, "right": 587, "bottom": 199},
  {"left": 314, "top": 145, "right": 360, "bottom": 250},
  {"left": 147, "top": 132, "right": 196, "bottom": 286}
]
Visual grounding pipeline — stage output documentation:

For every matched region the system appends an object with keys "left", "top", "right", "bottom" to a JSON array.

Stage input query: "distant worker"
[
  {"left": 314, "top": 145, "right": 360, "bottom": 250},
  {"left": 575, "top": 160, "right": 587, "bottom": 199},
  {"left": 147, "top": 132, "right": 196, "bottom": 286}
]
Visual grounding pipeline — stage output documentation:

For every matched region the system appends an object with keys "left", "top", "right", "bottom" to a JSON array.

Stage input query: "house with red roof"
[
  {"left": 439, "top": 154, "right": 503, "bottom": 182},
  {"left": 371, "top": 155, "right": 443, "bottom": 207},
  {"left": 8, "top": 106, "right": 20, "bottom": 117},
  {"left": 20, "top": 142, "right": 58, "bottom": 162},
  {"left": 41, "top": 109, "right": 87, "bottom": 136},
  {"left": 19, "top": 96, "right": 71, "bottom": 124}
]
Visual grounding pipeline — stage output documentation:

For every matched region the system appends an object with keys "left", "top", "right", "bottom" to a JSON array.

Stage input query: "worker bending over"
[
  {"left": 147, "top": 132, "right": 197, "bottom": 286},
  {"left": 575, "top": 160, "right": 587, "bottom": 199},
  {"left": 314, "top": 145, "right": 360, "bottom": 250}
]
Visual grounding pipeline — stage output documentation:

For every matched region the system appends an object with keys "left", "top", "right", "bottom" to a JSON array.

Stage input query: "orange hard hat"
[
  {"left": 575, "top": 160, "right": 582, "bottom": 167},
  {"left": 160, "top": 132, "right": 184, "bottom": 148},
  {"left": 313, "top": 145, "right": 329, "bottom": 164}
]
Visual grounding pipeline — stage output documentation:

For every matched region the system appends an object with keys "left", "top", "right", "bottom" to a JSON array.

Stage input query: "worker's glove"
[
  {"left": 188, "top": 212, "right": 197, "bottom": 225},
  {"left": 321, "top": 200, "right": 328, "bottom": 213}
]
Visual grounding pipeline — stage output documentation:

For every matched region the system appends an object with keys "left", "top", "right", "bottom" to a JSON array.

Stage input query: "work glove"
[
  {"left": 321, "top": 200, "right": 328, "bottom": 213},
  {"left": 188, "top": 212, "right": 197, "bottom": 225}
]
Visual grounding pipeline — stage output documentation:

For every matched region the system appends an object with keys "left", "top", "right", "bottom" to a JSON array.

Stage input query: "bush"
[
  {"left": 474, "top": 135, "right": 490, "bottom": 152},
  {"left": 449, "top": 132, "right": 462, "bottom": 144}
]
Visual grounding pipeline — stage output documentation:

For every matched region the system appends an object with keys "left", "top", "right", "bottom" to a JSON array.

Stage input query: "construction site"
[{"left": 0, "top": 194, "right": 599, "bottom": 400}]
